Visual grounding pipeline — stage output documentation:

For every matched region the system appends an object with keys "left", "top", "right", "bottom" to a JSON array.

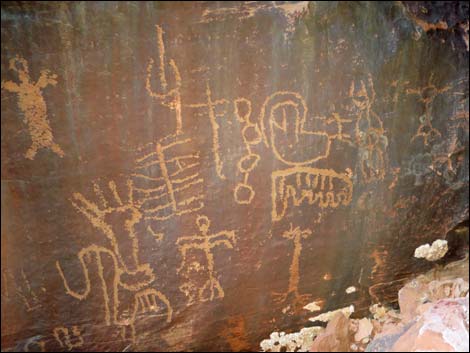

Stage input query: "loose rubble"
[
  {"left": 414, "top": 239, "right": 449, "bottom": 261},
  {"left": 260, "top": 257, "right": 469, "bottom": 352}
]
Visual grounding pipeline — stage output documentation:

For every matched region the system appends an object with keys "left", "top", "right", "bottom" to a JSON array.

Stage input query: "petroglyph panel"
[{"left": 1, "top": 1, "right": 468, "bottom": 352}]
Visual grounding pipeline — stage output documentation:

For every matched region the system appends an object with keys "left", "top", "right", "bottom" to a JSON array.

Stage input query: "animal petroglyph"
[
  {"left": 234, "top": 98, "right": 262, "bottom": 204},
  {"left": 348, "top": 76, "right": 387, "bottom": 183},
  {"left": 271, "top": 167, "right": 353, "bottom": 222},
  {"left": 133, "top": 134, "right": 204, "bottom": 221},
  {"left": 176, "top": 215, "right": 236, "bottom": 305},
  {"left": 1, "top": 55, "right": 64, "bottom": 160},
  {"left": 56, "top": 179, "right": 172, "bottom": 344},
  {"left": 146, "top": 25, "right": 183, "bottom": 135},
  {"left": 406, "top": 75, "right": 451, "bottom": 146},
  {"left": 53, "top": 326, "right": 84, "bottom": 351},
  {"left": 272, "top": 224, "right": 313, "bottom": 312}
]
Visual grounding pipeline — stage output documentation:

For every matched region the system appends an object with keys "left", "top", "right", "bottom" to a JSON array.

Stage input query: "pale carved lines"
[{"left": 1, "top": 55, "right": 64, "bottom": 160}]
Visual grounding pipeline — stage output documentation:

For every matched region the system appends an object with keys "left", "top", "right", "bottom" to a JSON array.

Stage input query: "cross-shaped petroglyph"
[
  {"left": 176, "top": 215, "right": 236, "bottom": 305},
  {"left": 2, "top": 56, "right": 64, "bottom": 160}
]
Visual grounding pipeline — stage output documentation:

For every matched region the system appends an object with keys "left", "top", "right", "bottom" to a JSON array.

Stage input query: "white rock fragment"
[
  {"left": 259, "top": 326, "right": 324, "bottom": 352},
  {"left": 414, "top": 239, "right": 448, "bottom": 261},
  {"left": 309, "top": 305, "right": 355, "bottom": 323},
  {"left": 303, "top": 300, "right": 322, "bottom": 312},
  {"left": 346, "top": 286, "right": 357, "bottom": 294}
]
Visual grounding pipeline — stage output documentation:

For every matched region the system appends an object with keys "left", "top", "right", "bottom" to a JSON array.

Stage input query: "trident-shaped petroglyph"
[
  {"left": 146, "top": 25, "right": 183, "bottom": 135},
  {"left": 176, "top": 215, "right": 236, "bottom": 305},
  {"left": 1, "top": 55, "right": 64, "bottom": 160}
]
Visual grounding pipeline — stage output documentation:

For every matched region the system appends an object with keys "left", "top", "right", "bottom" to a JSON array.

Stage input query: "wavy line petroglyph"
[
  {"left": 1, "top": 55, "right": 64, "bottom": 160},
  {"left": 176, "top": 215, "right": 236, "bottom": 305},
  {"left": 146, "top": 25, "right": 183, "bottom": 135},
  {"left": 133, "top": 134, "right": 204, "bottom": 221},
  {"left": 53, "top": 326, "right": 84, "bottom": 351},
  {"left": 272, "top": 224, "right": 313, "bottom": 313},
  {"left": 56, "top": 180, "right": 172, "bottom": 344},
  {"left": 271, "top": 167, "right": 353, "bottom": 222}
]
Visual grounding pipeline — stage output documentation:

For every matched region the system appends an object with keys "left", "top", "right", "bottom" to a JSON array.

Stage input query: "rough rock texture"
[
  {"left": 392, "top": 295, "right": 469, "bottom": 352},
  {"left": 310, "top": 313, "right": 350, "bottom": 352},
  {"left": 1, "top": 1, "right": 469, "bottom": 351}
]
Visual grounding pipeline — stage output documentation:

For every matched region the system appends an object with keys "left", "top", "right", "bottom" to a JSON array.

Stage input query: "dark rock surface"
[{"left": 1, "top": 1, "right": 468, "bottom": 351}]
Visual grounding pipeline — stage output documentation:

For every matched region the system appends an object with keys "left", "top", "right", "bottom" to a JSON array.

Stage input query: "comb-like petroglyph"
[
  {"left": 1, "top": 56, "right": 64, "bottom": 160},
  {"left": 271, "top": 167, "right": 353, "bottom": 222}
]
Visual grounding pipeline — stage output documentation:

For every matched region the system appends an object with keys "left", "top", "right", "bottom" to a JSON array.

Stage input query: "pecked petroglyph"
[
  {"left": 56, "top": 179, "right": 172, "bottom": 344},
  {"left": 348, "top": 76, "right": 387, "bottom": 183},
  {"left": 176, "top": 215, "right": 236, "bottom": 305},
  {"left": 53, "top": 326, "right": 84, "bottom": 351},
  {"left": 146, "top": 25, "right": 183, "bottom": 135},
  {"left": 1, "top": 55, "right": 64, "bottom": 160},
  {"left": 133, "top": 134, "right": 204, "bottom": 221},
  {"left": 233, "top": 97, "right": 262, "bottom": 204},
  {"left": 271, "top": 167, "right": 353, "bottom": 222},
  {"left": 406, "top": 75, "right": 451, "bottom": 146},
  {"left": 272, "top": 224, "right": 314, "bottom": 312}
]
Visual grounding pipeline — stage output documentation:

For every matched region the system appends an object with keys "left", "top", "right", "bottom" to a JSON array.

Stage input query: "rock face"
[
  {"left": 1, "top": 1, "right": 469, "bottom": 352},
  {"left": 310, "top": 313, "right": 350, "bottom": 352}
]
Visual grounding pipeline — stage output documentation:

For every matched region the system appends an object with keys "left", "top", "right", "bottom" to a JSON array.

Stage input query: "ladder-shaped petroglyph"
[
  {"left": 271, "top": 167, "right": 353, "bottom": 222},
  {"left": 272, "top": 224, "right": 313, "bottom": 312},
  {"left": 133, "top": 134, "right": 204, "bottom": 221},
  {"left": 53, "top": 326, "right": 84, "bottom": 351},
  {"left": 55, "top": 180, "right": 172, "bottom": 344},
  {"left": 1, "top": 55, "right": 64, "bottom": 160},
  {"left": 176, "top": 215, "right": 236, "bottom": 305},
  {"left": 233, "top": 98, "right": 262, "bottom": 204},
  {"left": 348, "top": 76, "right": 388, "bottom": 183},
  {"left": 406, "top": 75, "right": 451, "bottom": 146},
  {"left": 146, "top": 25, "right": 183, "bottom": 135}
]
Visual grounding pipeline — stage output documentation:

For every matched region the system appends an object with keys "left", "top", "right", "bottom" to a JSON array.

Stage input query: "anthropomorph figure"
[
  {"left": 1, "top": 55, "right": 64, "bottom": 160},
  {"left": 176, "top": 215, "right": 236, "bottom": 304}
]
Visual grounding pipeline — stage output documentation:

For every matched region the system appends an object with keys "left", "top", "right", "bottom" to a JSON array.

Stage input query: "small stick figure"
[{"left": 176, "top": 215, "right": 236, "bottom": 304}]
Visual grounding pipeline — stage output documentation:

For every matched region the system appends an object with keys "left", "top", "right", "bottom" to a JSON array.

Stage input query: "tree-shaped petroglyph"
[
  {"left": 272, "top": 224, "right": 313, "bottom": 312},
  {"left": 1, "top": 55, "right": 64, "bottom": 160}
]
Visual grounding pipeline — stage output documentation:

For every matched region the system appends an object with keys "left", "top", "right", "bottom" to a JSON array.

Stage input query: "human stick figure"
[{"left": 176, "top": 215, "right": 236, "bottom": 304}]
